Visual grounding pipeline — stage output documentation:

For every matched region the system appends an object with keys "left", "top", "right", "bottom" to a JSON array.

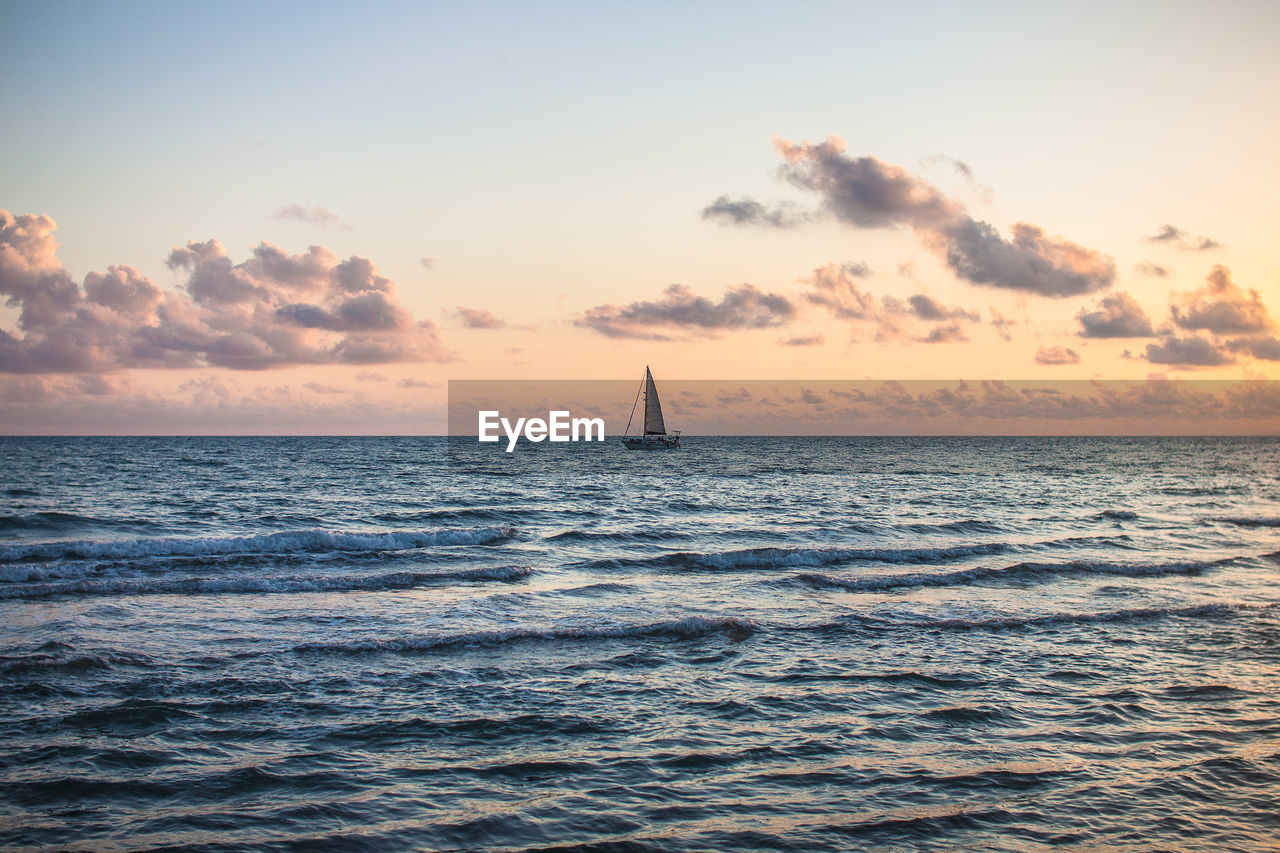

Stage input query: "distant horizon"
[{"left": 5, "top": 433, "right": 1277, "bottom": 439}]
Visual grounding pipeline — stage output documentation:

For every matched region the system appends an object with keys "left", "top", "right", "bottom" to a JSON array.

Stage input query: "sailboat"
[{"left": 622, "top": 366, "right": 682, "bottom": 449}]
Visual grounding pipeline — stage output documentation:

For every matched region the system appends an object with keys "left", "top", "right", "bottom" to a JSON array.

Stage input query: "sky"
[{"left": 2, "top": 0, "right": 1278, "bottom": 433}]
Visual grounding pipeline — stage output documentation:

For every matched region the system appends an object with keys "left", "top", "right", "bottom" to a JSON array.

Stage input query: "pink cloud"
[
  {"left": 0, "top": 210, "right": 455, "bottom": 374},
  {"left": 454, "top": 307, "right": 506, "bottom": 329},
  {"left": 1035, "top": 345, "right": 1081, "bottom": 365}
]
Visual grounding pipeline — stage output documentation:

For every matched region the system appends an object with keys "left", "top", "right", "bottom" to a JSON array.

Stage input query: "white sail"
[{"left": 643, "top": 366, "right": 667, "bottom": 435}]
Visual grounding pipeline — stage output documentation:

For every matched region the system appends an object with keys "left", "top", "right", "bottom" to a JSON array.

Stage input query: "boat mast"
[
  {"left": 642, "top": 365, "right": 649, "bottom": 430},
  {"left": 622, "top": 367, "right": 645, "bottom": 438}
]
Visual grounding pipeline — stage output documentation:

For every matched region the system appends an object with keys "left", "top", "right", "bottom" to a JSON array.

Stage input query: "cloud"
[
  {"left": 419, "top": 256, "right": 436, "bottom": 270},
  {"left": 1076, "top": 292, "right": 1155, "bottom": 338},
  {"left": 917, "top": 323, "right": 967, "bottom": 343},
  {"left": 272, "top": 203, "right": 349, "bottom": 230},
  {"left": 816, "top": 379, "right": 1280, "bottom": 429},
  {"left": 989, "top": 309, "right": 1018, "bottom": 341},
  {"left": 1035, "top": 345, "right": 1081, "bottom": 365},
  {"left": 1225, "top": 336, "right": 1280, "bottom": 361},
  {"left": 774, "top": 136, "right": 961, "bottom": 228},
  {"left": 576, "top": 283, "right": 796, "bottom": 339},
  {"left": 804, "top": 263, "right": 878, "bottom": 322},
  {"left": 922, "top": 153, "right": 975, "bottom": 181},
  {"left": 1, "top": 376, "right": 450, "bottom": 434},
  {"left": 454, "top": 307, "right": 506, "bottom": 329},
  {"left": 276, "top": 291, "right": 412, "bottom": 332},
  {"left": 1144, "top": 334, "right": 1235, "bottom": 367},
  {"left": 778, "top": 333, "right": 824, "bottom": 346},
  {"left": 1144, "top": 224, "right": 1220, "bottom": 251},
  {"left": 76, "top": 374, "right": 134, "bottom": 396},
  {"left": 799, "top": 386, "right": 824, "bottom": 405},
  {"left": 1135, "top": 261, "right": 1169, "bottom": 277},
  {"left": 803, "top": 263, "right": 980, "bottom": 342},
  {"left": 398, "top": 378, "right": 436, "bottom": 388},
  {"left": 1171, "top": 265, "right": 1272, "bottom": 334},
  {"left": 1145, "top": 224, "right": 1184, "bottom": 243},
  {"left": 0, "top": 209, "right": 454, "bottom": 374},
  {"left": 701, "top": 195, "right": 808, "bottom": 228},
  {"left": 936, "top": 219, "right": 1116, "bottom": 297},
  {"left": 717, "top": 387, "right": 753, "bottom": 405},
  {"left": 708, "top": 136, "right": 1115, "bottom": 297},
  {"left": 887, "top": 293, "right": 980, "bottom": 322},
  {"left": 303, "top": 381, "right": 347, "bottom": 394}
]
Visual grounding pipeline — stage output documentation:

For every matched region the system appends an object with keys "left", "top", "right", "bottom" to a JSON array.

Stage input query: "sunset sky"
[{"left": 2, "top": 1, "right": 1278, "bottom": 433}]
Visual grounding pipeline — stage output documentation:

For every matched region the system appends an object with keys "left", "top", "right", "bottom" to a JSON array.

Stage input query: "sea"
[{"left": 1, "top": 436, "right": 1278, "bottom": 851}]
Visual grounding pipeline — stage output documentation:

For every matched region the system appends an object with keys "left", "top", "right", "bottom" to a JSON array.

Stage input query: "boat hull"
[{"left": 622, "top": 436, "right": 681, "bottom": 450}]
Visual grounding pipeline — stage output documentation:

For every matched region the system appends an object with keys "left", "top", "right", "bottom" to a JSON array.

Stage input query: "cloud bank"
[{"left": 0, "top": 209, "right": 451, "bottom": 374}]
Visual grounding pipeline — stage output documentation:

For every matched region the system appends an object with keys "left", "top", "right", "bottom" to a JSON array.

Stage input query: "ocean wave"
[
  {"left": 0, "top": 511, "right": 147, "bottom": 534},
  {"left": 3, "top": 487, "right": 41, "bottom": 498},
  {"left": 294, "top": 614, "right": 757, "bottom": 654},
  {"left": 852, "top": 601, "right": 1276, "bottom": 633},
  {"left": 1216, "top": 516, "right": 1280, "bottom": 528},
  {"left": 371, "top": 508, "right": 516, "bottom": 523},
  {"left": 545, "top": 528, "right": 691, "bottom": 543},
  {"left": 586, "top": 542, "right": 1020, "bottom": 572},
  {"left": 1161, "top": 485, "right": 1248, "bottom": 496},
  {"left": 0, "top": 526, "right": 516, "bottom": 567},
  {"left": 1099, "top": 510, "right": 1139, "bottom": 520},
  {"left": 0, "top": 649, "right": 154, "bottom": 676},
  {"left": 796, "top": 557, "right": 1227, "bottom": 592},
  {"left": 898, "top": 519, "right": 1004, "bottom": 535},
  {"left": 0, "top": 565, "right": 533, "bottom": 600}
]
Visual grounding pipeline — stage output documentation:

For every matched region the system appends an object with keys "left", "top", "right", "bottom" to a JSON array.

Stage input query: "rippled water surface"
[{"left": 2, "top": 436, "right": 1279, "bottom": 851}]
